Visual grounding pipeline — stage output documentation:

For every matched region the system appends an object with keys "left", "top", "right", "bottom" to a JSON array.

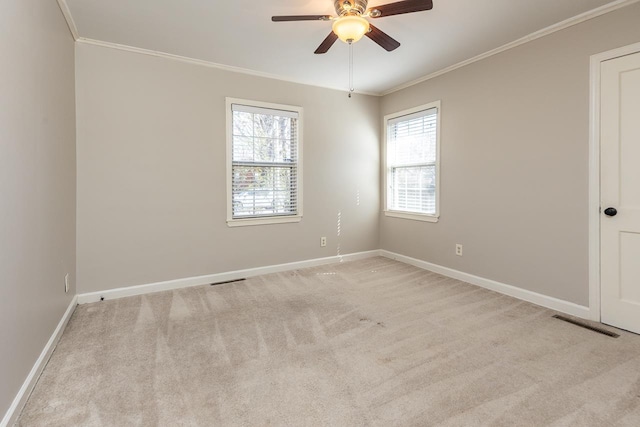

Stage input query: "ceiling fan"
[{"left": 272, "top": 0, "right": 434, "bottom": 54}]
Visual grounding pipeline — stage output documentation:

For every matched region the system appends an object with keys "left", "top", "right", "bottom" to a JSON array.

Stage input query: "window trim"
[
  {"left": 383, "top": 100, "right": 441, "bottom": 223},
  {"left": 225, "top": 97, "right": 303, "bottom": 227}
]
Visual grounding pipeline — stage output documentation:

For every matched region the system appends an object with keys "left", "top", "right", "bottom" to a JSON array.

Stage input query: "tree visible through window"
[
  {"left": 229, "top": 101, "right": 301, "bottom": 222},
  {"left": 385, "top": 102, "right": 440, "bottom": 221}
]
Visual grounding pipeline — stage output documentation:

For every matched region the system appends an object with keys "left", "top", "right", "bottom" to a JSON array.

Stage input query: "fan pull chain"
[{"left": 348, "top": 41, "right": 354, "bottom": 98}]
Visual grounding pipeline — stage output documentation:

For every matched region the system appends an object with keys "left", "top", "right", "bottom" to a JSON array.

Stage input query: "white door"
[{"left": 601, "top": 51, "right": 640, "bottom": 334}]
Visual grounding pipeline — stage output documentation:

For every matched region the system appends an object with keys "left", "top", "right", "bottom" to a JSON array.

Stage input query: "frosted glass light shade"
[{"left": 332, "top": 15, "right": 370, "bottom": 43}]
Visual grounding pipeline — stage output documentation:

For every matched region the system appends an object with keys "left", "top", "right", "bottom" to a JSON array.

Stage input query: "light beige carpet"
[{"left": 17, "top": 257, "right": 640, "bottom": 426}]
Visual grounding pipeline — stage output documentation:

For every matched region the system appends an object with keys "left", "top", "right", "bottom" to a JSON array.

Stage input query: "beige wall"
[
  {"left": 380, "top": 4, "right": 640, "bottom": 306},
  {"left": 75, "top": 43, "right": 380, "bottom": 294},
  {"left": 0, "top": 0, "right": 76, "bottom": 420},
  {"left": 1, "top": 1, "right": 639, "bottom": 418}
]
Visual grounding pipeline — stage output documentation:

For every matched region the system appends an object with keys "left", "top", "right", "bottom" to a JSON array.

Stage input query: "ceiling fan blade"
[
  {"left": 272, "top": 15, "right": 332, "bottom": 22},
  {"left": 314, "top": 32, "right": 339, "bottom": 54},
  {"left": 365, "top": 24, "right": 401, "bottom": 51},
  {"left": 368, "top": 0, "right": 433, "bottom": 18}
]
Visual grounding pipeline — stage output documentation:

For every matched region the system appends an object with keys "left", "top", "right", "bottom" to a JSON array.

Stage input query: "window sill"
[
  {"left": 227, "top": 215, "right": 302, "bottom": 227},
  {"left": 384, "top": 211, "right": 439, "bottom": 223}
]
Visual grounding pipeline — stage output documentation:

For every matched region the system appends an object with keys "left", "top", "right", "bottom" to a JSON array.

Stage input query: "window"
[
  {"left": 226, "top": 98, "right": 303, "bottom": 227},
  {"left": 384, "top": 101, "right": 440, "bottom": 222}
]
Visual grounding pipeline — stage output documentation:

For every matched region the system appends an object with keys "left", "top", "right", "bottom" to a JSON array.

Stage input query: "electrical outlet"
[
  {"left": 321, "top": 236, "right": 327, "bottom": 247},
  {"left": 64, "top": 273, "right": 70, "bottom": 293},
  {"left": 455, "top": 244, "right": 463, "bottom": 256}
]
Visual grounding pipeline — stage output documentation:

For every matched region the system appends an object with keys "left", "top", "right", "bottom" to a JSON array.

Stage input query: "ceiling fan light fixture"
[{"left": 332, "top": 15, "right": 370, "bottom": 43}]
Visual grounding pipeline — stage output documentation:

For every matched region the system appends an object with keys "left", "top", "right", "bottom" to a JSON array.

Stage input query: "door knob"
[{"left": 604, "top": 207, "right": 617, "bottom": 217}]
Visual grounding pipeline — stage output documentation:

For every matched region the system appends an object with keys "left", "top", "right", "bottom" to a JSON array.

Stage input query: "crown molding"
[
  {"left": 59, "top": 0, "right": 639, "bottom": 97},
  {"left": 381, "top": 0, "right": 640, "bottom": 96},
  {"left": 56, "top": 0, "right": 79, "bottom": 41},
  {"left": 75, "top": 38, "right": 380, "bottom": 97}
]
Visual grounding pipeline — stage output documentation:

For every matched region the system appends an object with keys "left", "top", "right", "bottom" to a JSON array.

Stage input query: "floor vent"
[
  {"left": 210, "top": 278, "right": 246, "bottom": 286},
  {"left": 552, "top": 315, "right": 620, "bottom": 338}
]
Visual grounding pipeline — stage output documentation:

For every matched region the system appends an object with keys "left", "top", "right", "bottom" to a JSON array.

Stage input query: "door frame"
[{"left": 588, "top": 41, "right": 640, "bottom": 322}]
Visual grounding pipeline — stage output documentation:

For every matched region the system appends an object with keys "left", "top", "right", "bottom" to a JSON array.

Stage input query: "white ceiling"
[{"left": 64, "top": 0, "right": 618, "bottom": 94}]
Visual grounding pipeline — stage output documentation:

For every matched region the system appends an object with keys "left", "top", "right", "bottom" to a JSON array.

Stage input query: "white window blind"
[
  {"left": 386, "top": 106, "right": 438, "bottom": 215},
  {"left": 230, "top": 103, "right": 299, "bottom": 219}
]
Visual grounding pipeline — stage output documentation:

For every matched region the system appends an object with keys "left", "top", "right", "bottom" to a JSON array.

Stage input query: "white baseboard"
[
  {"left": 1, "top": 295, "right": 78, "bottom": 427},
  {"left": 380, "top": 250, "right": 593, "bottom": 319},
  {"left": 1, "top": 250, "right": 595, "bottom": 425},
  {"left": 77, "top": 250, "right": 380, "bottom": 304},
  {"left": 76, "top": 248, "right": 593, "bottom": 319}
]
